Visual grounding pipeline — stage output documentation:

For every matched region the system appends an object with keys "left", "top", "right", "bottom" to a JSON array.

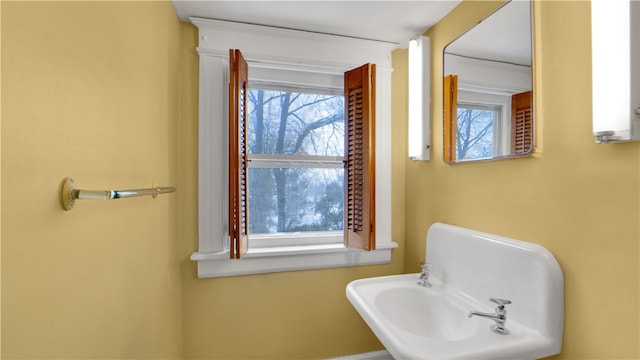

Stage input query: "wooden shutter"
[
  {"left": 511, "top": 91, "right": 533, "bottom": 154},
  {"left": 443, "top": 74, "right": 458, "bottom": 162},
  {"left": 344, "top": 64, "right": 376, "bottom": 251},
  {"left": 229, "top": 49, "right": 249, "bottom": 259}
]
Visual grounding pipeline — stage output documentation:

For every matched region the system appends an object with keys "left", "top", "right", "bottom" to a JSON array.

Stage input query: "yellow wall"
[
  {"left": 1, "top": 1, "right": 409, "bottom": 358},
  {"left": 405, "top": 1, "right": 639, "bottom": 359},
  {"left": 2, "top": 2, "right": 183, "bottom": 358},
  {"left": 3, "top": 1, "right": 639, "bottom": 359},
  {"left": 0, "top": 1, "right": 3, "bottom": 356}
]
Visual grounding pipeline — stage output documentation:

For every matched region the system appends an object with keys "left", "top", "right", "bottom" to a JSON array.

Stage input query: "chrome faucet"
[
  {"left": 417, "top": 262, "right": 432, "bottom": 287},
  {"left": 468, "top": 298, "right": 511, "bottom": 335}
]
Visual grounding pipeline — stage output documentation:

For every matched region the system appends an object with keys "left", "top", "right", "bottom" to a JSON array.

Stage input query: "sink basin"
[
  {"left": 346, "top": 223, "right": 564, "bottom": 360},
  {"left": 375, "top": 285, "right": 474, "bottom": 340}
]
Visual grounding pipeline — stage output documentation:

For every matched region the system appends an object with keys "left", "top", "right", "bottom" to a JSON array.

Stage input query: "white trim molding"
[
  {"left": 191, "top": 17, "right": 395, "bottom": 70},
  {"left": 192, "top": 242, "right": 397, "bottom": 278},
  {"left": 328, "top": 350, "right": 393, "bottom": 360},
  {"left": 191, "top": 18, "right": 397, "bottom": 278}
]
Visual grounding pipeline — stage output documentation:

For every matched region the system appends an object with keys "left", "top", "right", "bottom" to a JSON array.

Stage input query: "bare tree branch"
[{"left": 292, "top": 114, "right": 344, "bottom": 154}]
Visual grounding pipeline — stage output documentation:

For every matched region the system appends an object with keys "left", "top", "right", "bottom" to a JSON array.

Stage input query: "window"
[
  {"left": 457, "top": 88, "right": 511, "bottom": 161},
  {"left": 246, "top": 87, "right": 346, "bottom": 248},
  {"left": 456, "top": 89, "right": 532, "bottom": 161},
  {"left": 247, "top": 89, "right": 345, "bottom": 237},
  {"left": 230, "top": 49, "right": 376, "bottom": 258},
  {"left": 445, "top": 74, "right": 517, "bottom": 162},
  {"left": 190, "top": 19, "right": 396, "bottom": 278},
  {"left": 455, "top": 103, "right": 501, "bottom": 161}
]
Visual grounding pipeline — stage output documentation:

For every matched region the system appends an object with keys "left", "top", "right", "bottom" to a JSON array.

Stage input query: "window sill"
[{"left": 190, "top": 241, "right": 398, "bottom": 278}]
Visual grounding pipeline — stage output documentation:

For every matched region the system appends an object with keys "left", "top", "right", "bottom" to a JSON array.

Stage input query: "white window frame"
[
  {"left": 189, "top": 18, "right": 397, "bottom": 278},
  {"left": 457, "top": 87, "right": 512, "bottom": 158}
]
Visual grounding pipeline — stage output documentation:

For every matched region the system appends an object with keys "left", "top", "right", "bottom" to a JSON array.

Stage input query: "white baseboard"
[{"left": 328, "top": 350, "right": 393, "bottom": 360}]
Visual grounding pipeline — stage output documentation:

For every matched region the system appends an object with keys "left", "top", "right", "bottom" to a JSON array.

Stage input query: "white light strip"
[
  {"left": 408, "top": 36, "right": 431, "bottom": 160},
  {"left": 591, "top": 0, "right": 636, "bottom": 142}
]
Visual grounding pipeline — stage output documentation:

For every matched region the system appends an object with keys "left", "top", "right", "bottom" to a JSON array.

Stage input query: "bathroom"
[{"left": 1, "top": 1, "right": 638, "bottom": 359}]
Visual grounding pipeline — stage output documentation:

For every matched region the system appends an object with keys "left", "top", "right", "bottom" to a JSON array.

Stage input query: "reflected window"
[{"left": 456, "top": 103, "right": 498, "bottom": 160}]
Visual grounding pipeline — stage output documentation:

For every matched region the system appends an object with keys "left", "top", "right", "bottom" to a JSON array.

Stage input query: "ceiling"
[
  {"left": 171, "top": 1, "right": 461, "bottom": 46},
  {"left": 444, "top": 0, "right": 531, "bottom": 66}
]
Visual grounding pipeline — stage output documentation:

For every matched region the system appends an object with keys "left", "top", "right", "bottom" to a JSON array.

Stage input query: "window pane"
[
  {"left": 456, "top": 106, "right": 496, "bottom": 160},
  {"left": 248, "top": 167, "right": 344, "bottom": 234},
  {"left": 247, "top": 89, "right": 345, "bottom": 156}
]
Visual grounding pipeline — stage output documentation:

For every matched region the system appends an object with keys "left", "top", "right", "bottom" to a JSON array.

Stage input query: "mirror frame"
[{"left": 443, "top": 0, "right": 536, "bottom": 164}]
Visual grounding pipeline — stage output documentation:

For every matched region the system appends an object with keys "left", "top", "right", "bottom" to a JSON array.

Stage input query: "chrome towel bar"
[{"left": 60, "top": 177, "right": 176, "bottom": 211}]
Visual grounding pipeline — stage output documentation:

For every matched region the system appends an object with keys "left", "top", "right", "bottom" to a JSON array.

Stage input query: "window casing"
[{"left": 190, "top": 18, "right": 397, "bottom": 278}]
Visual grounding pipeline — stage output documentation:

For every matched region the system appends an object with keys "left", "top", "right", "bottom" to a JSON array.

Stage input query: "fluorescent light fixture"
[
  {"left": 408, "top": 36, "right": 430, "bottom": 160},
  {"left": 591, "top": 0, "right": 640, "bottom": 142}
]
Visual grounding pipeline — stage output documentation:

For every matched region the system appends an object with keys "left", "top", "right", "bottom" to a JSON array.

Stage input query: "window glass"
[
  {"left": 247, "top": 89, "right": 344, "bottom": 156},
  {"left": 456, "top": 103, "right": 500, "bottom": 160},
  {"left": 247, "top": 88, "right": 345, "bottom": 235},
  {"left": 248, "top": 167, "right": 344, "bottom": 234}
]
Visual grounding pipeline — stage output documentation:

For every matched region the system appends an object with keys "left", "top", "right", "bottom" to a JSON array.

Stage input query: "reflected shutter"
[
  {"left": 344, "top": 63, "right": 376, "bottom": 251},
  {"left": 229, "top": 49, "right": 249, "bottom": 259},
  {"left": 511, "top": 91, "right": 533, "bottom": 154},
  {"left": 443, "top": 74, "right": 458, "bottom": 162}
]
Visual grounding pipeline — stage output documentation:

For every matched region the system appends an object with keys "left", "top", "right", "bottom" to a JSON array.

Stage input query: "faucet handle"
[
  {"left": 489, "top": 298, "right": 512, "bottom": 308},
  {"left": 417, "top": 262, "right": 432, "bottom": 287}
]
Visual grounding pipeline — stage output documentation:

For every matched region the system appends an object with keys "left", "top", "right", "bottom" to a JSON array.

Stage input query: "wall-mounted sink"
[{"left": 346, "top": 223, "right": 564, "bottom": 360}]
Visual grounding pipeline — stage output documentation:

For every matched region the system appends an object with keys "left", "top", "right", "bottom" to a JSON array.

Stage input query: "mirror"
[{"left": 443, "top": 0, "right": 534, "bottom": 163}]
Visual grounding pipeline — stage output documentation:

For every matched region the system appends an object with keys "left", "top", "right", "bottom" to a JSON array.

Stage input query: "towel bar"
[{"left": 60, "top": 177, "right": 176, "bottom": 211}]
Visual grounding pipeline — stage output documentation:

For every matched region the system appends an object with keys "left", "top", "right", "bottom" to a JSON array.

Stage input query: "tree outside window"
[
  {"left": 456, "top": 104, "right": 499, "bottom": 160},
  {"left": 247, "top": 88, "right": 345, "bottom": 234}
]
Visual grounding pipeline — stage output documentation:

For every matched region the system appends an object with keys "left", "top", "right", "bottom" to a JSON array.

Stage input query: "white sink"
[{"left": 346, "top": 223, "right": 564, "bottom": 360}]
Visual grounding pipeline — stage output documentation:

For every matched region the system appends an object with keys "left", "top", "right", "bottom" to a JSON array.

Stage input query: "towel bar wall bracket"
[{"left": 60, "top": 177, "right": 176, "bottom": 211}]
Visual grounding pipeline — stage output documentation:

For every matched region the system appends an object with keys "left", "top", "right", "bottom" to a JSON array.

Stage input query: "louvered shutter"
[
  {"left": 443, "top": 74, "right": 458, "bottom": 162},
  {"left": 511, "top": 91, "right": 533, "bottom": 154},
  {"left": 229, "top": 49, "right": 249, "bottom": 259},
  {"left": 344, "top": 64, "right": 376, "bottom": 251}
]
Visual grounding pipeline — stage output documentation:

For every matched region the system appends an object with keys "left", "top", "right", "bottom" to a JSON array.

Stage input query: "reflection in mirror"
[{"left": 443, "top": 0, "right": 533, "bottom": 163}]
